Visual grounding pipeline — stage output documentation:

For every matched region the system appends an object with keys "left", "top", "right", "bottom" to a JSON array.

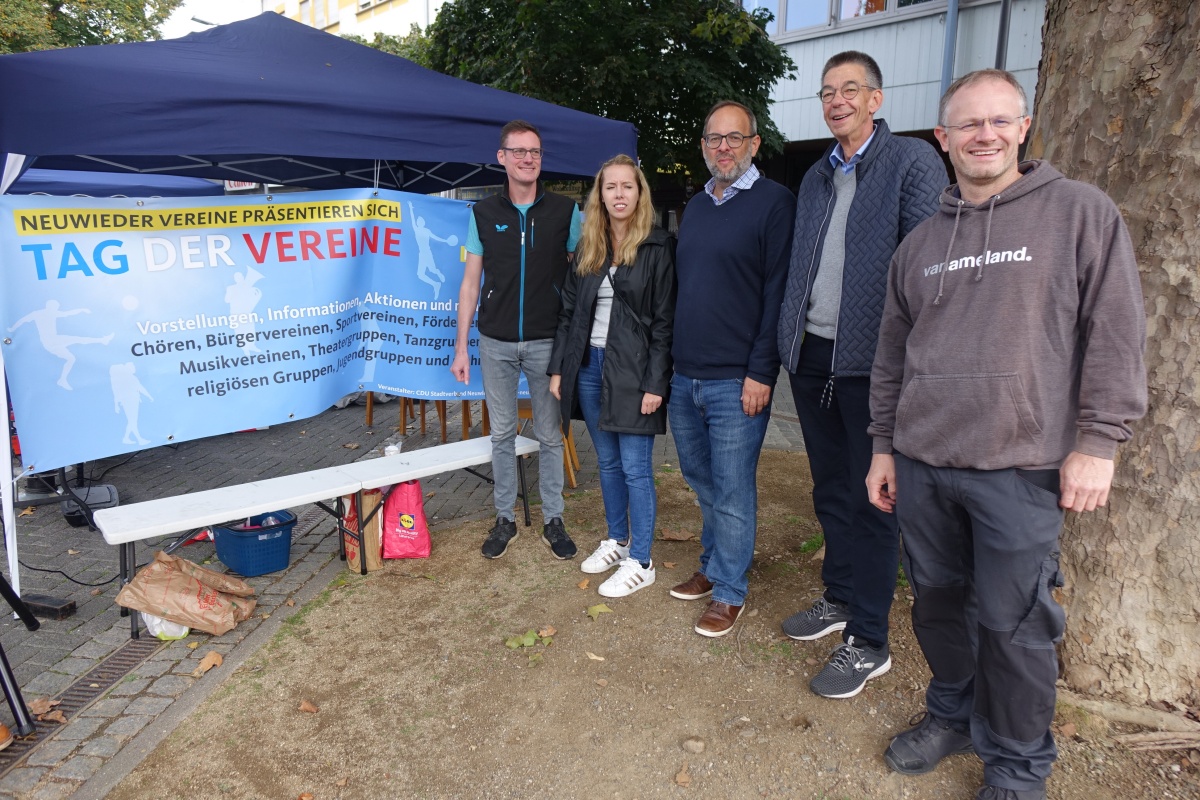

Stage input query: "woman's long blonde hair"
[{"left": 575, "top": 154, "right": 655, "bottom": 276}]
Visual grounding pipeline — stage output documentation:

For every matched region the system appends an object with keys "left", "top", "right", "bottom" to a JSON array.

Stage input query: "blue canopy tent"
[
  {"left": 0, "top": 13, "right": 637, "bottom": 595},
  {"left": 0, "top": 12, "right": 637, "bottom": 192},
  {"left": 6, "top": 169, "right": 224, "bottom": 197}
]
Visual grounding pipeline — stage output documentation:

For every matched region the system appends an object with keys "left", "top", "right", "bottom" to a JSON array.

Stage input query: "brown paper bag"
[
  {"left": 342, "top": 490, "right": 384, "bottom": 572},
  {"left": 116, "top": 551, "right": 257, "bottom": 635}
]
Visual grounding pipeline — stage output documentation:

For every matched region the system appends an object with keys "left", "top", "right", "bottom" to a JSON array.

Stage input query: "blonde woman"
[{"left": 549, "top": 155, "right": 677, "bottom": 597}]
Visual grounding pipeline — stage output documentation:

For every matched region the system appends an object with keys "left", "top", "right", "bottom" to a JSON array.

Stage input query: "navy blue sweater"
[{"left": 673, "top": 177, "right": 795, "bottom": 386}]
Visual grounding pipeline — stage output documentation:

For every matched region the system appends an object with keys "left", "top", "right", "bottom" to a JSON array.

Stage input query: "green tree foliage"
[
  {"left": 425, "top": 0, "right": 795, "bottom": 186},
  {"left": 1, "top": 0, "right": 184, "bottom": 53},
  {"left": 342, "top": 24, "right": 432, "bottom": 67}
]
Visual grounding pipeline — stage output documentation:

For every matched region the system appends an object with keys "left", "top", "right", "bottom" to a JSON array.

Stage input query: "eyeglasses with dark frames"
[{"left": 502, "top": 147, "right": 544, "bottom": 159}]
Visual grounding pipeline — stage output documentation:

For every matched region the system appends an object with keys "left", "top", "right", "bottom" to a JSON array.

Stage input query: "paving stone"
[
  {"left": 46, "top": 657, "right": 94, "bottom": 677},
  {"left": 78, "top": 736, "right": 124, "bottom": 758},
  {"left": 21, "top": 673, "right": 74, "bottom": 698},
  {"left": 77, "top": 696, "right": 131, "bottom": 718},
  {"left": 147, "top": 675, "right": 194, "bottom": 697},
  {"left": 49, "top": 754, "right": 104, "bottom": 781},
  {"left": 127, "top": 658, "right": 170, "bottom": 678},
  {"left": 123, "top": 696, "right": 173, "bottom": 716},
  {"left": 26, "top": 780, "right": 76, "bottom": 800},
  {"left": 52, "top": 717, "right": 104, "bottom": 742},
  {"left": 25, "top": 740, "right": 78, "bottom": 768},
  {"left": 69, "top": 640, "right": 118, "bottom": 660},
  {"left": 0, "top": 767, "right": 47, "bottom": 794},
  {"left": 104, "top": 677, "right": 150, "bottom": 697},
  {"left": 104, "top": 715, "right": 153, "bottom": 738}
]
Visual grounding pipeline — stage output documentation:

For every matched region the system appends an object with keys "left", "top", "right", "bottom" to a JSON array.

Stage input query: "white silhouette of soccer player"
[
  {"left": 225, "top": 268, "right": 264, "bottom": 354},
  {"left": 409, "top": 201, "right": 457, "bottom": 300},
  {"left": 109, "top": 362, "right": 153, "bottom": 445},
  {"left": 7, "top": 300, "right": 114, "bottom": 390}
]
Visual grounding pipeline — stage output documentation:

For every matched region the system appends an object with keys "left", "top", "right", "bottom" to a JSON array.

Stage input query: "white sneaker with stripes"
[
  {"left": 580, "top": 538, "right": 630, "bottom": 574},
  {"left": 598, "top": 558, "right": 655, "bottom": 598}
]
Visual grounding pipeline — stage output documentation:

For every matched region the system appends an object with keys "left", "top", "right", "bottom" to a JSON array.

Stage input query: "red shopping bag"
[{"left": 382, "top": 480, "right": 431, "bottom": 559}]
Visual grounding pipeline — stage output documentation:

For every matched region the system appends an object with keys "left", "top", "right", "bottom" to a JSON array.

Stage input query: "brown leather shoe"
[
  {"left": 694, "top": 600, "right": 744, "bottom": 637},
  {"left": 669, "top": 571, "right": 713, "bottom": 600},
  {"left": 0, "top": 723, "right": 12, "bottom": 751}
]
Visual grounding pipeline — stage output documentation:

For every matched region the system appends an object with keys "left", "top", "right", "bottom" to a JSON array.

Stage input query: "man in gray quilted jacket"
[{"left": 776, "top": 50, "right": 947, "bottom": 700}]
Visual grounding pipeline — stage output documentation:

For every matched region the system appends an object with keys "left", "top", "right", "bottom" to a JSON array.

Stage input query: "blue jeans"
[
  {"left": 478, "top": 334, "right": 564, "bottom": 523},
  {"left": 576, "top": 347, "right": 656, "bottom": 564},
  {"left": 668, "top": 373, "right": 770, "bottom": 606}
]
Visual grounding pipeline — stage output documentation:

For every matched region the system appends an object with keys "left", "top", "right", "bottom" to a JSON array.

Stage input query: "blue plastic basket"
[{"left": 213, "top": 510, "right": 296, "bottom": 577}]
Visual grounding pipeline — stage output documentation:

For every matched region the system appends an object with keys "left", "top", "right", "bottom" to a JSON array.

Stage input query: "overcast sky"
[{"left": 161, "top": 0, "right": 264, "bottom": 39}]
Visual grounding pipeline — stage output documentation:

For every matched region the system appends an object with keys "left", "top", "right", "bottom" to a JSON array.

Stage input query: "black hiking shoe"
[
  {"left": 975, "top": 785, "right": 1046, "bottom": 800},
  {"left": 884, "top": 712, "right": 974, "bottom": 775},
  {"left": 481, "top": 517, "right": 519, "bottom": 559}
]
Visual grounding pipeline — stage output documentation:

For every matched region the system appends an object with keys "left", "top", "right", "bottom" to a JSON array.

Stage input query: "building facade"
[
  {"left": 759, "top": 0, "right": 1046, "bottom": 186},
  {"left": 274, "top": 0, "right": 447, "bottom": 38}
]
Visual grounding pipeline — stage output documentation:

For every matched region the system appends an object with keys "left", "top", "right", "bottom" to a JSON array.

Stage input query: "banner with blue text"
[{"left": 0, "top": 189, "right": 486, "bottom": 471}]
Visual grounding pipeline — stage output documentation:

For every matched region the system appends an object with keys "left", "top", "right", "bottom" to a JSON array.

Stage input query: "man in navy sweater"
[
  {"left": 777, "top": 51, "right": 947, "bottom": 700},
  {"left": 667, "top": 101, "right": 795, "bottom": 637}
]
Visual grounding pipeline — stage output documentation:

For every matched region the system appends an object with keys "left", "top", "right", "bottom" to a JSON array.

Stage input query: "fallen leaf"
[
  {"left": 299, "top": 700, "right": 319, "bottom": 713},
  {"left": 528, "top": 652, "right": 543, "bottom": 665},
  {"left": 67, "top": 549, "right": 80, "bottom": 555},
  {"left": 538, "top": 625, "right": 557, "bottom": 638},
  {"left": 805, "top": 657, "right": 818, "bottom": 666},
  {"left": 299, "top": 794, "right": 314, "bottom": 800},
  {"left": 342, "top": 442, "right": 360, "bottom": 450},
  {"left": 1059, "top": 721, "right": 1077, "bottom": 738},
  {"left": 90, "top": 588, "right": 102, "bottom": 596},
  {"left": 577, "top": 579, "right": 590, "bottom": 590},
  {"left": 260, "top": 613, "right": 271, "bottom": 619},
  {"left": 595, "top": 679, "right": 608, "bottom": 687},
  {"left": 187, "top": 641, "right": 200, "bottom": 649},
  {"left": 89, "top": 683, "right": 99, "bottom": 689},
  {"left": 191, "top": 651, "right": 223, "bottom": 678},
  {"left": 675, "top": 761, "right": 692, "bottom": 787},
  {"left": 746, "top": 609, "right": 759, "bottom": 618},
  {"left": 336, "top": 777, "right": 349, "bottom": 787},
  {"left": 286, "top": 599, "right": 296, "bottom": 607},
  {"left": 18, "top": 507, "right": 34, "bottom": 517},
  {"left": 40, "top": 710, "right": 67, "bottom": 724},
  {"left": 663, "top": 561, "right": 677, "bottom": 569},
  {"left": 425, "top": 491, "right": 436, "bottom": 498},
  {"left": 28, "top": 698, "right": 59, "bottom": 715},
  {"left": 660, "top": 527, "right": 693, "bottom": 541},
  {"left": 586, "top": 603, "right": 613, "bottom": 621},
  {"left": 586, "top": 652, "right": 605, "bottom": 661}
]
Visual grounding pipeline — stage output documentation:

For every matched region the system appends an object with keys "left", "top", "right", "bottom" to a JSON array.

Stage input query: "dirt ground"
[{"left": 109, "top": 451, "right": 1200, "bottom": 800}]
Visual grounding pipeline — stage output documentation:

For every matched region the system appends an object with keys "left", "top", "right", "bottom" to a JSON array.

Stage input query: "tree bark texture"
[{"left": 1027, "top": 0, "right": 1199, "bottom": 706}]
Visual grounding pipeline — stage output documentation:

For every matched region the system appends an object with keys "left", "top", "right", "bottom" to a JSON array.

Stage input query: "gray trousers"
[{"left": 895, "top": 454, "right": 1066, "bottom": 792}]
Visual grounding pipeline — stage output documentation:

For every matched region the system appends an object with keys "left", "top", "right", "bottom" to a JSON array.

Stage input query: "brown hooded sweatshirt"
[{"left": 868, "top": 160, "right": 1146, "bottom": 470}]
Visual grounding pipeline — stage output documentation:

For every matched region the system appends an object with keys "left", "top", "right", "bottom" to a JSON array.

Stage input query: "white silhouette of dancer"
[
  {"left": 224, "top": 268, "right": 264, "bottom": 355},
  {"left": 409, "top": 201, "right": 457, "bottom": 300},
  {"left": 8, "top": 300, "right": 114, "bottom": 390},
  {"left": 109, "top": 362, "right": 153, "bottom": 445}
]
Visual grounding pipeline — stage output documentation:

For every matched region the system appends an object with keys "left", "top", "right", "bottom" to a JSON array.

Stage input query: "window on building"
[
  {"left": 785, "top": 0, "right": 829, "bottom": 31},
  {"left": 314, "top": 0, "right": 326, "bottom": 28},
  {"left": 328, "top": 0, "right": 339, "bottom": 24},
  {"left": 298, "top": 0, "right": 311, "bottom": 24},
  {"left": 840, "top": 0, "right": 886, "bottom": 18}
]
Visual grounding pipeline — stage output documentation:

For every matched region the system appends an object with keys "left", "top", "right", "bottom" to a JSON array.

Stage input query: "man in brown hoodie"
[{"left": 866, "top": 70, "right": 1147, "bottom": 800}]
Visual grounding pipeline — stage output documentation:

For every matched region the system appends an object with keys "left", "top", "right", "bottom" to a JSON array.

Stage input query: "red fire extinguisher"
[{"left": 8, "top": 403, "right": 19, "bottom": 457}]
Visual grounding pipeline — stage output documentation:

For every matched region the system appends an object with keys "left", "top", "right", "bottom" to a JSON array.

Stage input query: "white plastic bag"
[{"left": 140, "top": 611, "right": 190, "bottom": 640}]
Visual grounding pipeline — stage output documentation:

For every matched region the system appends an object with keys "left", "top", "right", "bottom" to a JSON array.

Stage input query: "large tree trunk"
[{"left": 1026, "top": 0, "right": 1199, "bottom": 707}]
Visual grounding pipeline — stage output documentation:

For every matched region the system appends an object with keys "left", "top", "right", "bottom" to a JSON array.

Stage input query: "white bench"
[{"left": 94, "top": 435, "right": 540, "bottom": 638}]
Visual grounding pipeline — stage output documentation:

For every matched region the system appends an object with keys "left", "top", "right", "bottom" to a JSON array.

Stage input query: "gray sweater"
[{"left": 869, "top": 160, "right": 1147, "bottom": 470}]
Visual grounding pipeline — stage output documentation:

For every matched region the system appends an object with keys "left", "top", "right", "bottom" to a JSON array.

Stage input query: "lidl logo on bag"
[
  {"left": 495, "top": 224, "right": 508, "bottom": 232},
  {"left": 399, "top": 514, "right": 416, "bottom": 530}
]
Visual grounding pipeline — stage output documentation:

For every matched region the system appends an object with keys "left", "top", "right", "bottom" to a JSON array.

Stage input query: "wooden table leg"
[{"left": 365, "top": 392, "right": 374, "bottom": 427}]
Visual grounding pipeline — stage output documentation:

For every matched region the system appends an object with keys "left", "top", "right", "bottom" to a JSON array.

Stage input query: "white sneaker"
[
  {"left": 598, "top": 558, "right": 655, "bottom": 598},
  {"left": 580, "top": 539, "right": 630, "bottom": 574}
]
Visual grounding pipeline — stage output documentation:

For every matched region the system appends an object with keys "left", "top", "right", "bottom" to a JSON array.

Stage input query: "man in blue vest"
[
  {"left": 776, "top": 51, "right": 947, "bottom": 699},
  {"left": 451, "top": 120, "right": 581, "bottom": 561}
]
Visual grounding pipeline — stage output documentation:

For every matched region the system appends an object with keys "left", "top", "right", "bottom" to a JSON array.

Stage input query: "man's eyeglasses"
[
  {"left": 701, "top": 132, "right": 752, "bottom": 149},
  {"left": 940, "top": 116, "right": 1024, "bottom": 134},
  {"left": 816, "top": 82, "right": 877, "bottom": 104},
  {"left": 502, "top": 147, "right": 544, "bottom": 159}
]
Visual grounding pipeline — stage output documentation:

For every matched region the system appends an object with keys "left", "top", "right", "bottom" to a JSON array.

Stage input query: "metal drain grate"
[{"left": 0, "top": 635, "right": 163, "bottom": 777}]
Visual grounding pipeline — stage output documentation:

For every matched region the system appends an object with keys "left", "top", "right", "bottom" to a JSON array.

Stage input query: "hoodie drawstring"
[
  {"left": 975, "top": 195, "right": 999, "bottom": 283},
  {"left": 933, "top": 201, "right": 963, "bottom": 306}
]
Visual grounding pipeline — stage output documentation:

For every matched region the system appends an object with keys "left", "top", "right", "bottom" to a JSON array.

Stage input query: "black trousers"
[
  {"left": 789, "top": 335, "right": 899, "bottom": 649},
  {"left": 896, "top": 453, "right": 1066, "bottom": 792}
]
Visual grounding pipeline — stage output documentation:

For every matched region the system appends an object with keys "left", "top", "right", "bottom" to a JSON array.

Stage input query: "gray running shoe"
[
  {"left": 782, "top": 597, "right": 852, "bottom": 640},
  {"left": 884, "top": 712, "right": 974, "bottom": 774},
  {"left": 481, "top": 517, "right": 519, "bottom": 559},
  {"left": 809, "top": 636, "right": 891, "bottom": 699}
]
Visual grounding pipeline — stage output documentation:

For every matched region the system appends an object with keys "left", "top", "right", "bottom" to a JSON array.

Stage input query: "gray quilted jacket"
[{"left": 778, "top": 119, "right": 947, "bottom": 376}]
